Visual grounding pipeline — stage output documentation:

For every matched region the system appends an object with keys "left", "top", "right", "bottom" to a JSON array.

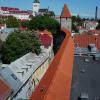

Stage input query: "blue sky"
[{"left": 0, "top": 0, "right": 100, "bottom": 18}]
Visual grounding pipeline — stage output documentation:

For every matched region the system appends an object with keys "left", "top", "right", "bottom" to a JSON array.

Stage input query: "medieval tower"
[{"left": 60, "top": 4, "right": 72, "bottom": 32}]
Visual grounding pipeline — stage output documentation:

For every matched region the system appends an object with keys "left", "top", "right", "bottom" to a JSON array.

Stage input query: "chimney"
[{"left": 95, "top": 6, "right": 98, "bottom": 20}]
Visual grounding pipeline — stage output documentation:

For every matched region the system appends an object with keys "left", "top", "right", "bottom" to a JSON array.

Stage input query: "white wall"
[
  {"left": 13, "top": 78, "right": 33, "bottom": 100},
  {"left": 61, "top": 18, "right": 72, "bottom": 32},
  {"left": 32, "top": 3, "right": 40, "bottom": 15},
  {"left": 0, "top": 9, "right": 30, "bottom": 20}
]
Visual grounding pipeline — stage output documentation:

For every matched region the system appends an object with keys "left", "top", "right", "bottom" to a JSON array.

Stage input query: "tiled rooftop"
[
  {"left": 60, "top": 4, "right": 71, "bottom": 18},
  {"left": 74, "top": 34, "right": 100, "bottom": 51},
  {"left": 0, "top": 78, "right": 12, "bottom": 100},
  {"left": 0, "top": 7, "right": 30, "bottom": 15}
]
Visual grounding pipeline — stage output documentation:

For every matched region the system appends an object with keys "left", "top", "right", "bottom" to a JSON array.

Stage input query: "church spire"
[{"left": 33, "top": 0, "right": 40, "bottom": 3}]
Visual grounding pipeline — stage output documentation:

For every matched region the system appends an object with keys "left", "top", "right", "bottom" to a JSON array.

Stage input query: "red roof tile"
[
  {"left": 39, "top": 34, "right": 52, "bottom": 48},
  {"left": 19, "top": 26, "right": 27, "bottom": 31},
  {"left": 1, "top": 7, "right": 19, "bottom": 11},
  {"left": 74, "top": 34, "right": 100, "bottom": 51},
  {"left": 39, "top": 30, "right": 53, "bottom": 48},
  {"left": 0, "top": 79, "right": 12, "bottom": 100},
  {"left": 30, "top": 28, "right": 74, "bottom": 100},
  {"left": 1, "top": 7, "right": 29, "bottom": 15},
  {"left": 61, "top": 4, "right": 71, "bottom": 18}
]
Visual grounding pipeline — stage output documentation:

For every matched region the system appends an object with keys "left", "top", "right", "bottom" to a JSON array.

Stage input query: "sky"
[{"left": 0, "top": 0, "right": 100, "bottom": 18}]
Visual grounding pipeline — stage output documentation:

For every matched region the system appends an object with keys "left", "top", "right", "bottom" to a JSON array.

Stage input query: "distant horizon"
[{"left": 0, "top": 0, "right": 100, "bottom": 19}]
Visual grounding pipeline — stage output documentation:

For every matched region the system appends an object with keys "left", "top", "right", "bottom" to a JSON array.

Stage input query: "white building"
[
  {"left": 0, "top": 7, "right": 31, "bottom": 20},
  {"left": 32, "top": 0, "right": 40, "bottom": 16},
  {"left": 84, "top": 21, "right": 98, "bottom": 30}
]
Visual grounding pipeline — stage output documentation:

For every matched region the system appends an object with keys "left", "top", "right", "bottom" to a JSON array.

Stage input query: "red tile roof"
[
  {"left": 30, "top": 28, "right": 74, "bottom": 100},
  {"left": 0, "top": 79, "right": 12, "bottom": 100},
  {"left": 19, "top": 26, "right": 27, "bottom": 31},
  {"left": 88, "top": 30, "right": 100, "bottom": 34},
  {"left": 74, "top": 34, "right": 100, "bottom": 51},
  {"left": 1, "top": 7, "right": 19, "bottom": 11},
  {"left": 39, "top": 30, "right": 53, "bottom": 48},
  {"left": 0, "top": 7, "right": 29, "bottom": 15},
  {"left": 39, "top": 34, "right": 52, "bottom": 48},
  {"left": 61, "top": 4, "right": 71, "bottom": 18}
]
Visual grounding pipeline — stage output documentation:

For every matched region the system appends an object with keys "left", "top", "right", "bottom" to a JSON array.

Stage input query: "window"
[{"left": 11, "top": 74, "right": 17, "bottom": 80}]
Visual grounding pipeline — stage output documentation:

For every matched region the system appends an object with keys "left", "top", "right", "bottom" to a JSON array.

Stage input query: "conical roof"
[
  {"left": 61, "top": 4, "right": 71, "bottom": 18},
  {"left": 33, "top": 0, "right": 40, "bottom": 3}
]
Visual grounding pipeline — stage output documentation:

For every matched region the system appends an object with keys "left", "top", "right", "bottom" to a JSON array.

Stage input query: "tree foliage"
[
  {"left": 0, "top": 39, "right": 3, "bottom": 52},
  {"left": 72, "top": 16, "right": 83, "bottom": 26},
  {"left": 44, "top": 11, "right": 55, "bottom": 17},
  {"left": 21, "top": 20, "right": 29, "bottom": 27},
  {"left": 72, "top": 16, "right": 83, "bottom": 32},
  {"left": 72, "top": 23, "right": 78, "bottom": 32},
  {"left": 6, "top": 16, "right": 21, "bottom": 28},
  {"left": 96, "top": 20, "right": 100, "bottom": 30},
  {"left": 0, "top": 19, "right": 5, "bottom": 24},
  {"left": 3, "top": 31, "right": 41, "bottom": 63},
  {"left": 23, "top": 16, "right": 60, "bottom": 35}
]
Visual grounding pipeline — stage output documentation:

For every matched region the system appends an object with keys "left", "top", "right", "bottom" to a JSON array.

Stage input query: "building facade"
[
  {"left": 0, "top": 7, "right": 31, "bottom": 20},
  {"left": 84, "top": 21, "right": 98, "bottom": 30}
]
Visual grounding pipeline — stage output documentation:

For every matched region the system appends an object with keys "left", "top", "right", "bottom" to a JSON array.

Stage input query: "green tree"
[
  {"left": 96, "top": 20, "right": 100, "bottom": 30},
  {"left": 44, "top": 11, "right": 55, "bottom": 17},
  {"left": 28, "top": 16, "right": 60, "bottom": 35},
  {"left": 21, "top": 20, "right": 29, "bottom": 27},
  {"left": 0, "top": 39, "right": 3, "bottom": 52},
  {"left": 72, "top": 23, "right": 78, "bottom": 32},
  {"left": 3, "top": 31, "right": 41, "bottom": 63},
  {"left": 72, "top": 16, "right": 83, "bottom": 32},
  {"left": 72, "top": 16, "right": 83, "bottom": 26},
  {"left": 6, "top": 16, "right": 20, "bottom": 28},
  {"left": 0, "top": 19, "right": 5, "bottom": 24}
]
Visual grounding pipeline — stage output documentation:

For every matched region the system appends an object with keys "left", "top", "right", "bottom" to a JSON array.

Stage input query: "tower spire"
[
  {"left": 61, "top": 4, "right": 71, "bottom": 18},
  {"left": 33, "top": 0, "right": 40, "bottom": 3}
]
